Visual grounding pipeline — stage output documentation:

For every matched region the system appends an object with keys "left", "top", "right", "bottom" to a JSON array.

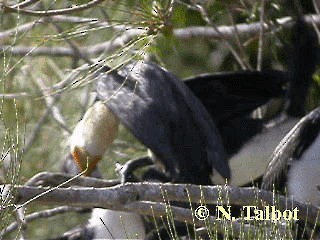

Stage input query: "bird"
[
  {"left": 109, "top": 67, "right": 290, "bottom": 186},
  {"left": 69, "top": 64, "right": 290, "bottom": 186},
  {"left": 69, "top": 18, "right": 316, "bottom": 187},
  {"left": 71, "top": 60, "right": 230, "bottom": 185},
  {"left": 209, "top": 17, "right": 319, "bottom": 186},
  {"left": 262, "top": 105, "right": 320, "bottom": 206}
]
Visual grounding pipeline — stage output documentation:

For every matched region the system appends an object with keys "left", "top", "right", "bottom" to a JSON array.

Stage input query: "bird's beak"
[{"left": 71, "top": 146, "right": 101, "bottom": 176}]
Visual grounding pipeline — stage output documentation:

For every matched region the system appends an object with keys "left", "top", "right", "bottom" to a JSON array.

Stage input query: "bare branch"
[
  {"left": 0, "top": 29, "right": 145, "bottom": 57},
  {"left": 226, "top": 6, "right": 252, "bottom": 69},
  {"left": 257, "top": 0, "right": 265, "bottom": 71},
  {"left": 33, "top": 75, "right": 71, "bottom": 135},
  {"left": 0, "top": 16, "right": 101, "bottom": 42},
  {"left": 174, "top": 14, "right": 320, "bottom": 40},
  {"left": 6, "top": 182, "right": 320, "bottom": 227},
  {"left": 1, "top": 206, "right": 82, "bottom": 236},
  {"left": 0, "top": 92, "right": 31, "bottom": 99},
  {"left": 3, "top": 15, "right": 320, "bottom": 58},
  {"left": 25, "top": 171, "right": 120, "bottom": 188},
  {"left": 11, "top": 0, "right": 40, "bottom": 9},
  {"left": 3, "top": 0, "right": 107, "bottom": 16},
  {"left": 0, "top": 21, "right": 41, "bottom": 42},
  {"left": 194, "top": 3, "right": 247, "bottom": 69},
  {"left": 23, "top": 103, "right": 54, "bottom": 154}
]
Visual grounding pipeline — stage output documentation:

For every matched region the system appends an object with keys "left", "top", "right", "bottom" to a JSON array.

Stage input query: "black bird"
[
  {"left": 66, "top": 61, "right": 291, "bottom": 240},
  {"left": 139, "top": 70, "right": 288, "bottom": 184},
  {"left": 70, "top": 61, "right": 230, "bottom": 185},
  {"left": 208, "top": 18, "right": 319, "bottom": 186},
  {"left": 69, "top": 62, "right": 291, "bottom": 186}
]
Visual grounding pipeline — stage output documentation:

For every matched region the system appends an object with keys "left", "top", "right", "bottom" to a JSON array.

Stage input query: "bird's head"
[{"left": 70, "top": 101, "right": 120, "bottom": 176}]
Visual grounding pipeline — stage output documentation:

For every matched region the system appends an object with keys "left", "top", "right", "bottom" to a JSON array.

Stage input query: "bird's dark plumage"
[
  {"left": 184, "top": 70, "right": 287, "bottom": 123},
  {"left": 184, "top": 70, "right": 288, "bottom": 156},
  {"left": 286, "top": 18, "right": 319, "bottom": 117},
  {"left": 95, "top": 61, "right": 230, "bottom": 184},
  {"left": 261, "top": 17, "right": 320, "bottom": 192},
  {"left": 262, "top": 106, "right": 320, "bottom": 191}
]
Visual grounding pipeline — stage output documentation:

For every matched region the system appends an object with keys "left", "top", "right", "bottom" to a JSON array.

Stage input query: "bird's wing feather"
[
  {"left": 184, "top": 70, "right": 288, "bottom": 124},
  {"left": 262, "top": 106, "right": 320, "bottom": 191}
]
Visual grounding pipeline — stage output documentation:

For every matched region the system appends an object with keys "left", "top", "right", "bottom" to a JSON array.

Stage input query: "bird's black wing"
[
  {"left": 184, "top": 70, "right": 288, "bottom": 124},
  {"left": 261, "top": 106, "right": 320, "bottom": 191},
  {"left": 184, "top": 70, "right": 288, "bottom": 155},
  {"left": 95, "top": 61, "right": 229, "bottom": 184}
]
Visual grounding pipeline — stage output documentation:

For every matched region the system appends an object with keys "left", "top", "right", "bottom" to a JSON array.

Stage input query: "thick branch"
[{"left": 6, "top": 182, "right": 320, "bottom": 227}]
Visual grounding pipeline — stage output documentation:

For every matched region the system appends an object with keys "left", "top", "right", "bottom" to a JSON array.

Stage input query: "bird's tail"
[{"left": 286, "top": 17, "right": 319, "bottom": 117}]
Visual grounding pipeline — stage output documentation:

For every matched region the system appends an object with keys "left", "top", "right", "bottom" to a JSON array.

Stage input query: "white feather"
[
  {"left": 212, "top": 118, "right": 298, "bottom": 186},
  {"left": 88, "top": 208, "right": 146, "bottom": 239},
  {"left": 287, "top": 133, "right": 320, "bottom": 206}
]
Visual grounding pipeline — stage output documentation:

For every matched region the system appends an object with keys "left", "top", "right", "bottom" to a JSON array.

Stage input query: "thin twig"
[
  {"left": 25, "top": 171, "right": 120, "bottom": 188},
  {"left": 23, "top": 102, "right": 53, "bottom": 154},
  {"left": 174, "top": 14, "right": 320, "bottom": 40},
  {"left": 226, "top": 5, "right": 252, "bottom": 69},
  {"left": 2, "top": 15, "right": 320, "bottom": 58},
  {"left": 0, "top": 29, "right": 145, "bottom": 57},
  {"left": 1, "top": 206, "right": 83, "bottom": 236},
  {"left": 0, "top": 92, "right": 31, "bottom": 99},
  {"left": 195, "top": 3, "right": 247, "bottom": 69},
  {"left": 312, "top": 1, "right": 320, "bottom": 43},
  {"left": 11, "top": 0, "right": 40, "bottom": 9},
  {"left": 3, "top": 0, "right": 107, "bottom": 16},
  {"left": 257, "top": 0, "right": 265, "bottom": 71},
  {"left": 33, "top": 76, "right": 71, "bottom": 135}
]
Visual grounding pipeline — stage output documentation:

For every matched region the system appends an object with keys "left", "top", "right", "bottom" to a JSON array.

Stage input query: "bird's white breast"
[
  {"left": 287, "top": 133, "right": 320, "bottom": 206},
  {"left": 89, "top": 208, "right": 146, "bottom": 239},
  {"left": 213, "top": 118, "right": 298, "bottom": 186}
]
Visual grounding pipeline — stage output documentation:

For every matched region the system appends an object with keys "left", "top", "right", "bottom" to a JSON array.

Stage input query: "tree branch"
[
  {"left": 25, "top": 171, "right": 120, "bottom": 188},
  {"left": 0, "top": 29, "right": 145, "bottom": 57},
  {"left": 2, "top": 0, "right": 107, "bottom": 16},
  {"left": 174, "top": 14, "right": 320, "bottom": 40},
  {"left": 11, "top": 0, "right": 40, "bottom": 9},
  {"left": 5, "top": 182, "right": 320, "bottom": 227},
  {"left": 1, "top": 206, "right": 83, "bottom": 236},
  {"left": 2, "top": 14, "right": 320, "bottom": 58}
]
